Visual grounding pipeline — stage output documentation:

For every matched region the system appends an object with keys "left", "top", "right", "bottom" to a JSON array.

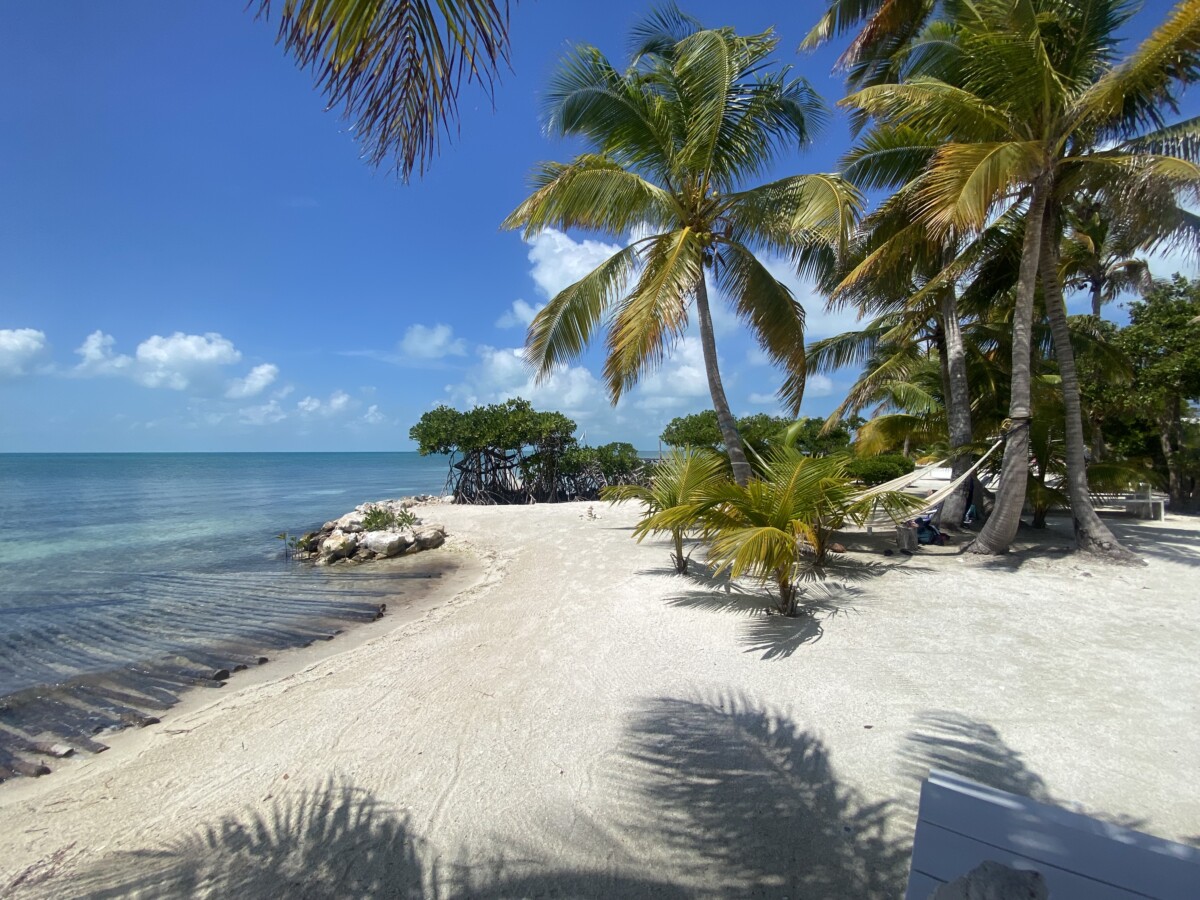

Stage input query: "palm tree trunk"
[
  {"left": 1039, "top": 212, "right": 1144, "bottom": 564},
  {"left": 1160, "top": 395, "right": 1185, "bottom": 508},
  {"left": 939, "top": 289, "right": 974, "bottom": 528},
  {"left": 695, "top": 274, "right": 752, "bottom": 486},
  {"left": 967, "top": 180, "right": 1048, "bottom": 556},
  {"left": 1090, "top": 278, "right": 1104, "bottom": 318}
]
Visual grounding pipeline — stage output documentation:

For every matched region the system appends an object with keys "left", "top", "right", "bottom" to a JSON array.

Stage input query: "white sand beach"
[{"left": 2, "top": 502, "right": 1198, "bottom": 898}]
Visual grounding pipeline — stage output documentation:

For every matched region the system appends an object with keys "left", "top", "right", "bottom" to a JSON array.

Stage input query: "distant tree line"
[{"left": 409, "top": 398, "right": 643, "bottom": 504}]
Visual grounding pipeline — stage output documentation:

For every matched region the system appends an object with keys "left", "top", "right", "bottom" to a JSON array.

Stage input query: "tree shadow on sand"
[
  {"left": 610, "top": 692, "right": 909, "bottom": 899},
  {"left": 50, "top": 776, "right": 688, "bottom": 900},
  {"left": 53, "top": 778, "right": 427, "bottom": 898},
  {"left": 51, "top": 697, "right": 908, "bottom": 899},
  {"left": 898, "top": 711, "right": 1146, "bottom": 832}
]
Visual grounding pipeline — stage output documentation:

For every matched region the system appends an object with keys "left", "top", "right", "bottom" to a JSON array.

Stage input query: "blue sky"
[{"left": 1, "top": 1, "right": 1196, "bottom": 452}]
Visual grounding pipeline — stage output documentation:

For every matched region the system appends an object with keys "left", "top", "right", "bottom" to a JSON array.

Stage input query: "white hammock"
[
  {"left": 858, "top": 436, "right": 1006, "bottom": 529},
  {"left": 853, "top": 458, "right": 949, "bottom": 501}
]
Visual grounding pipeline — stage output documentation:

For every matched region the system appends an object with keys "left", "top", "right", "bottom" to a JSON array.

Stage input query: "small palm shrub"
[
  {"left": 601, "top": 447, "right": 729, "bottom": 574},
  {"left": 697, "top": 448, "right": 920, "bottom": 616}
]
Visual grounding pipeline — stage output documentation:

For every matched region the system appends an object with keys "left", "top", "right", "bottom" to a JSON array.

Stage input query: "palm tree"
[
  {"left": 502, "top": 12, "right": 861, "bottom": 486},
  {"left": 601, "top": 446, "right": 728, "bottom": 574},
  {"left": 1060, "top": 202, "right": 1153, "bottom": 319},
  {"left": 841, "top": 0, "right": 1200, "bottom": 561},
  {"left": 695, "top": 447, "right": 918, "bottom": 616},
  {"left": 256, "top": 0, "right": 512, "bottom": 181}
]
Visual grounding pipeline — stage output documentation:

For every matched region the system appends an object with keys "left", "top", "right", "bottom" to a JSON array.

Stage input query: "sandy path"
[{"left": 2, "top": 502, "right": 1198, "bottom": 898}]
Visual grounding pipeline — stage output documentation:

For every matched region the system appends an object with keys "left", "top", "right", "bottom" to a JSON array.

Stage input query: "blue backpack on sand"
[{"left": 914, "top": 514, "right": 945, "bottom": 546}]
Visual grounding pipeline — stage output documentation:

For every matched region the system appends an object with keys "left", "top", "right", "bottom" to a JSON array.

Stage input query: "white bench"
[
  {"left": 1125, "top": 498, "right": 1166, "bottom": 520},
  {"left": 906, "top": 770, "right": 1200, "bottom": 899}
]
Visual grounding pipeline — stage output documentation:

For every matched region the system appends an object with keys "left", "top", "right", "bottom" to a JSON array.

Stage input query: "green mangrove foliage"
[
  {"left": 661, "top": 411, "right": 858, "bottom": 462},
  {"left": 409, "top": 398, "right": 645, "bottom": 504},
  {"left": 845, "top": 453, "right": 915, "bottom": 487}
]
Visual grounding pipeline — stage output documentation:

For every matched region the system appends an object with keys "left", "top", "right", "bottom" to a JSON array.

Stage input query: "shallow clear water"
[{"left": 0, "top": 453, "right": 450, "bottom": 700}]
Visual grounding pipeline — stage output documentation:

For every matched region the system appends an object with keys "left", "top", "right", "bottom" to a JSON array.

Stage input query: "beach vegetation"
[
  {"left": 810, "top": 0, "right": 1200, "bottom": 560},
  {"left": 1103, "top": 276, "right": 1200, "bottom": 509},
  {"left": 662, "top": 411, "right": 858, "bottom": 462},
  {"left": 845, "top": 453, "right": 914, "bottom": 487},
  {"left": 693, "top": 447, "right": 920, "bottom": 616},
  {"left": 602, "top": 446, "right": 729, "bottom": 574},
  {"left": 503, "top": 9, "right": 861, "bottom": 486},
  {"left": 410, "top": 398, "right": 647, "bottom": 503},
  {"left": 361, "top": 505, "right": 417, "bottom": 531}
]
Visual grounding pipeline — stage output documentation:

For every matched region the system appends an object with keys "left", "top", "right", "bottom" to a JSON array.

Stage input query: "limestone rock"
[
  {"left": 412, "top": 524, "right": 446, "bottom": 551},
  {"left": 363, "top": 530, "right": 411, "bottom": 558},
  {"left": 320, "top": 531, "right": 357, "bottom": 561},
  {"left": 335, "top": 512, "right": 364, "bottom": 533}
]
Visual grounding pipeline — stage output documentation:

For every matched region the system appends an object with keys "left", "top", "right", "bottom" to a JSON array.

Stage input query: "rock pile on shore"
[{"left": 300, "top": 496, "right": 451, "bottom": 566}]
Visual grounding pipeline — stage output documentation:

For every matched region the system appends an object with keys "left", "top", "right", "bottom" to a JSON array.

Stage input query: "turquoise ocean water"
[{"left": 0, "top": 453, "right": 450, "bottom": 705}]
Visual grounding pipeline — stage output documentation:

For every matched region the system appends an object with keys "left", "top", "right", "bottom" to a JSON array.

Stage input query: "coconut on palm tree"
[{"left": 503, "top": 12, "right": 861, "bottom": 486}]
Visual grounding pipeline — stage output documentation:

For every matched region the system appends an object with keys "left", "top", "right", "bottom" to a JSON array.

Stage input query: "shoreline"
[
  {"left": 2, "top": 502, "right": 1197, "bottom": 897},
  {"left": 0, "top": 532, "right": 493, "bottom": 790}
]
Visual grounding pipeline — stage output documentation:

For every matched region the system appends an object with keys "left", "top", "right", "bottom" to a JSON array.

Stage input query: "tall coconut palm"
[
  {"left": 257, "top": 0, "right": 512, "bottom": 180},
  {"left": 841, "top": 0, "right": 1200, "bottom": 561},
  {"left": 503, "top": 15, "right": 861, "bottom": 486}
]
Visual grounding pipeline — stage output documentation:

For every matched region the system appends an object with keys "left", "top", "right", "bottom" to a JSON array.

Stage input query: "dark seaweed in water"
[
  {"left": 0, "top": 558, "right": 457, "bottom": 782},
  {"left": 0, "top": 452, "right": 453, "bottom": 783}
]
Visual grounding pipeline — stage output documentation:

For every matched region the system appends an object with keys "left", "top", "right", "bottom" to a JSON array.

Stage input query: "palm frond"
[
  {"left": 258, "top": 0, "right": 511, "bottom": 181},
  {"left": 603, "top": 229, "right": 703, "bottom": 401},
  {"left": 713, "top": 241, "right": 807, "bottom": 413},
  {"left": 526, "top": 244, "right": 642, "bottom": 378},
  {"left": 502, "top": 154, "right": 680, "bottom": 238}
]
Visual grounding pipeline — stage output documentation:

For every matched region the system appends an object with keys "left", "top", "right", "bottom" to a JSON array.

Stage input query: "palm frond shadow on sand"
[
  {"left": 662, "top": 562, "right": 905, "bottom": 659},
  {"left": 898, "top": 710, "right": 1147, "bottom": 832},
  {"left": 610, "top": 692, "right": 909, "bottom": 899},
  {"left": 52, "top": 696, "right": 910, "bottom": 899}
]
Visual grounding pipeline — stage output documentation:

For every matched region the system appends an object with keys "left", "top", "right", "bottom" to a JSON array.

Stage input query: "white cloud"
[
  {"left": 225, "top": 363, "right": 278, "bottom": 399},
  {"left": 399, "top": 323, "right": 466, "bottom": 360},
  {"left": 0, "top": 328, "right": 48, "bottom": 377},
  {"left": 363, "top": 404, "right": 385, "bottom": 425},
  {"left": 444, "top": 344, "right": 613, "bottom": 431},
  {"left": 328, "top": 390, "right": 350, "bottom": 413},
  {"left": 748, "top": 392, "right": 777, "bottom": 405},
  {"left": 73, "top": 330, "right": 275, "bottom": 396},
  {"left": 631, "top": 336, "right": 710, "bottom": 412},
  {"left": 135, "top": 332, "right": 240, "bottom": 389},
  {"left": 495, "top": 299, "right": 544, "bottom": 329},
  {"left": 75, "top": 330, "right": 133, "bottom": 375},
  {"left": 240, "top": 400, "right": 286, "bottom": 425},
  {"left": 807, "top": 373, "right": 835, "bottom": 398},
  {"left": 297, "top": 390, "right": 354, "bottom": 417},
  {"left": 525, "top": 229, "right": 623, "bottom": 299}
]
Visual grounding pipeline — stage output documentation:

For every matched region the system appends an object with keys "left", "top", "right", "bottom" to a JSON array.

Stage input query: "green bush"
[
  {"left": 845, "top": 453, "right": 915, "bottom": 486},
  {"left": 361, "top": 506, "right": 417, "bottom": 531}
]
